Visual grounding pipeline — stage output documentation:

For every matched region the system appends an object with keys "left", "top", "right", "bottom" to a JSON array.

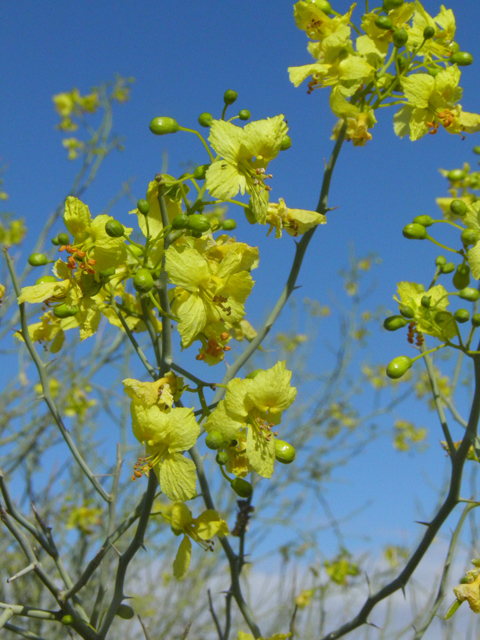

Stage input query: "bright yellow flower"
[
  {"left": 453, "top": 566, "right": 480, "bottom": 614},
  {"left": 266, "top": 198, "right": 326, "bottom": 238}
]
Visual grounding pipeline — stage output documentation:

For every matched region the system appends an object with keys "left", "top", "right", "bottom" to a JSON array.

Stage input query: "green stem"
[
  {"left": 157, "top": 191, "right": 174, "bottom": 377},
  {"left": 178, "top": 127, "right": 214, "bottom": 161}
]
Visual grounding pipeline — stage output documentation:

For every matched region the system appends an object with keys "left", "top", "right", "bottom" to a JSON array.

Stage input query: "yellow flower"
[
  {"left": 266, "top": 198, "right": 326, "bottom": 238},
  {"left": 157, "top": 501, "right": 228, "bottom": 578},
  {"left": 453, "top": 566, "right": 480, "bottom": 614},
  {"left": 394, "top": 281, "right": 456, "bottom": 341},
  {"left": 62, "top": 137, "right": 85, "bottom": 160}
]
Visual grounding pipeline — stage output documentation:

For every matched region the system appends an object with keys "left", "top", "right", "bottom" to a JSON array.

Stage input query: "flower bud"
[
  {"left": 450, "top": 199, "right": 468, "bottom": 216},
  {"left": 216, "top": 451, "right": 229, "bottom": 465},
  {"left": 413, "top": 215, "right": 433, "bottom": 227},
  {"left": 275, "top": 439, "right": 296, "bottom": 464},
  {"left": 99, "top": 267, "right": 116, "bottom": 278},
  {"left": 386, "top": 356, "right": 412, "bottom": 379},
  {"left": 187, "top": 213, "right": 210, "bottom": 233},
  {"left": 307, "top": 0, "right": 332, "bottom": 13},
  {"left": 53, "top": 304, "right": 79, "bottom": 318},
  {"left": 473, "top": 146, "right": 480, "bottom": 155},
  {"left": 441, "top": 262, "right": 455, "bottom": 274},
  {"left": 205, "top": 431, "right": 224, "bottom": 450},
  {"left": 453, "top": 264, "right": 470, "bottom": 290},
  {"left": 231, "top": 478, "right": 253, "bottom": 498},
  {"left": 133, "top": 268, "right": 154, "bottom": 293},
  {"left": 137, "top": 199, "right": 150, "bottom": 216},
  {"left": 58, "top": 232, "right": 70, "bottom": 245},
  {"left": 375, "top": 16, "right": 393, "bottom": 30},
  {"left": 459, "top": 287, "right": 480, "bottom": 302},
  {"left": 450, "top": 52, "right": 474, "bottom": 67},
  {"left": 421, "top": 295, "right": 431, "bottom": 308},
  {"left": 472, "top": 314, "right": 480, "bottom": 327},
  {"left": 393, "top": 29, "right": 408, "bottom": 48},
  {"left": 36, "top": 275, "right": 57, "bottom": 284},
  {"left": 193, "top": 164, "right": 210, "bottom": 180},
  {"left": 149, "top": 117, "right": 179, "bottom": 135},
  {"left": 435, "top": 255, "right": 447, "bottom": 267},
  {"left": 172, "top": 214, "right": 189, "bottom": 230},
  {"left": 454, "top": 308, "right": 470, "bottom": 323},
  {"left": 105, "top": 220, "right": 125, "bottom": 238},
  {"left": 222, "top": 219, "right": 237, "bottom": 231},
  {"left": 447, "top": 169, "right": 466, "bottom": 182},
  {"left": 116, "top": 604, "right": 135, "bottom": 620},
  {"left": 28, "top": 253, "right": 48, "bottom": 267},
  {"left": 383, "top": 315, "right": 409, "bottom": 331},
  {"left": 423, "top": 26, "right": 435, "bottom": 39},
  {"left": 238, "top": 109, "right": 251, "bottom": 121},
  {"left": 198, "top": 112, "right": 213, "bottom": 128},
  {"left": 51, "top": 236, "right": 62, "bottom": 246},
  {"left": 383, "top": 0, "right": 403, "bottom": 10},
  {"left": 402, "top": 223, "right": 427, "bottom": 240},
  {"left": 461, "top": 228, "right": 479, "bottom": 246},
  {"left": 224, "top": 90, "right": 238, "bottom": 105},
  {"left": 399, "top": 304, "right": 415, "bottom": 318},
  {"left": 62, "top": 615, "right": 74, "bottom": 625},
  {"left": 280, "top": 135, "right": 292, "bottom": 151}
]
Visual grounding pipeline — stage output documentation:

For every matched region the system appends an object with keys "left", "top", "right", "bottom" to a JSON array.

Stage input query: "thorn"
[
  {"left": 401, "top": 585, "right": 406, "bottom": 600},
  {"left": 366, "top": 621, "right": 381, "bottom": 630},
  {"left": 7, "top": 562, "right": 37, "bottom": 583},
  {"left": 415, "top": 520, "right": 431, "bottom": 527},
  {"left": 111, "top": 543, "right": 122, "bottom": 557}
]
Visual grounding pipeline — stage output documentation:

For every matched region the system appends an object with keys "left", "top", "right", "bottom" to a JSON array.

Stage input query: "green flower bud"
[
  {"left": 99, "top": 267, "right": 116, "bottom": 278},
  {"left": 116, "top": 604, "right": 135, "bottom": 620},
  {"left": 187, "top": 213, "right": 210, "bottom": 233},
  {"left": 190, "top": 230, "right": 203, "bottom": 238},
  {"left": 280, "top": 135, "right": 292, "bottom": 151},
  {"left": 105, "top": 220, "right": 125, "bottom": 238},
  {"left": 462, "top": 228, "right": 479, "bottom": 246},
  {"left": 224, "top": 90, "right": 238, "bottom": 105},
  {"left": 231, "top": 478, "right": 253, "bottom": 498},
  {"left": 399, "top": 304, "right": 415, "bottom": 318},
  {"left": 383, "top": 0, "right": 403, "bottom": 10},
  {"left": 428, "top": 66, "right": 441, "bottom": 77},
  {"left": 171, "top": 214, "right": 189, "bottom": 230},
  {"left": 53, "top": 304, "right": 79, "bottom": 318},
  {"left": 198, "top": 112, "right": 213, "bottom": 128},
  {"left": 193, "top": 164, "right": 209, "bottom": 180},
  {"left": 472, "top": 314, "right": 480, "bottom": 327},
  {"left": 421, "top": 295, "right": 431, "bottom": 308},
  {"left": 137, "top": 199, "right": 150, "bottom": 216},
  {"left": 383, "top": 315, "right": 409, "bottom": 331},
  {"left": 57, "top": 232, "right": 70, "bottom": 245},
  {"left": 216, "top": 451, "right": 229, "bottom": 465},
  {"left": 375, "top": 16, "right": 393, "bottom": 30},
  {"left": 459, "top": 287, "right": 480, "bottom": 302},
  {"left": 423, "top": 26, "right": 435, "bottom": 39},
  {"left": 62, "top": 615, "right": 74, "bottom": 625},
  {"left": 447, "top": 169, "right": 466, "bottom": 182},
  {"left": 222, "top": 219, "right": 237, "bottom": 231},
  {"left": 453, "top": 264, "right": 470, "bottom": 290},
  {"left": 308, "top": 0, "right": 333, "bottom": 13},
  {"left": 36, "top": 275, "right": 57, "bottom": 284},
  {"left": 205, "top": 431, "right": 224, "bottom": 450},
  {"left": 28, "top": 253, "right": 48, "bottom": 267},
  {"left": 274, "top": 439, "right": 296, "bottom": 464},
  {"left": 133, "top": 268, "right": 154, "bottom": 293},
  {"left": 393, "top": 29, "right": 408, "bottom": 48},
  {"left": 450, "top": 199, "right": 468, "bottom": 216},
  {"left": 238, "top": 109, "right": 251, "bottom": 121},
  {"left": 435, "top": 255, "right": 447, "bottom": 266},
  {"left": 402, "top": 223, "right": 427, "bottom": 240},
  {"left": 51, "top": 236, "right": 62, "bottom": 246},
  {"left": 473, "top": 146, "right": 480, "bottom": 155},
  {"left": 386, "top": 356, "right": 413, "bottom": 379},
  {"left": 441, "top": 262, "right": 455, "bottom": 274},
  {"left": 450, "top": 52, "right": 474, "bottom": 67},
  {"left": 455, "top": 308, "right": 470, "bottom": 323},
  {"left": 413, "top": 215, "right": 433, "bottom": 227},
  {"left": 149, "top": 117, "right": 180, "bottom": 135}
]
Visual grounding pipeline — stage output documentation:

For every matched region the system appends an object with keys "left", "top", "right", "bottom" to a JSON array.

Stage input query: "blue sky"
[{"left": 2, "top": 0, "right": 480, "bottom": 581}]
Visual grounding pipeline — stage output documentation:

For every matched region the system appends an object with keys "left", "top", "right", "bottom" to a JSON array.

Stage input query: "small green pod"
[
  {"left": 36, "top": 275, "right": 57, "bottom": 284},
  {"left": 386, "top": 356, "right": 413, "bottom": 379},
  {"left": 57, "top": 232, "right": 70, "bottom": 245},
  {"left": 53, "top": 304, "right": 79, "bottom": 319},
  {"left": 462, "top": 229, "right": 479, "bottom": 246},
  {"left": 238, "top": 109, "right": 251, "bottom": 121},
  {"left": 383, "top": 0, "right": 403, "bottom": 10},
  {"left": 222, "top": 219, "right": 237, "bottom": 231},
  {"left": 198, "top": 112, "right": 213, "bottom": 127},
  {"left": 105, "top": 220, "right": 125, "bottom": 238},
  {"left": 393, "top": 28, "right": 408, "bottom": 48},
  {"left": 453, "top": 264, "right": 470, "bottom": 290},
  {"left": 413, "top": 215, "right": 433, "bottom": 227},
  {"left": 137, "top": 199, "right": 150, "bottom": 216},
  {"left": 421, "top": 295, "right": 431, "bottom": 308},
  {"left": 171, "top": 214, "right": 189, "bottom": 230},
  {"left": 133, "top": 268, "right": 154, "bottom": 293},
  {"left": 193, "top": 164, "right": 210, "bottom": 180},
  {"left": 471, "top": 314, "right": 480, "bottom": 327},
  {"left": 447, "top": 169, "right": 466, "bottom": 182},
  {"left": 28, "top": 253, "right": 48, "bottom": 267},
  {"left": 450, "top": 52, "right": 474, "bottom": 66},
  {"left": 187, "top": 213, "right": 211, "bottom": 232},
  {"left": 375, "top": 16, "right": 393, "bottom": 30},
  {"left": 450, "top": 199, "right": 468, "bottom": 216},
  {"left": 116, "top": 604, "right": 135, "bottom": 620},
  {"left": 399, "top": 304, "right": 415, "bottom": 319},
  {"left": 454, "top": 309, "right": 470, "bottom": 323},
  {"left": 149, "top": 117, "right": 180, "bottom": 135},
  {"left": 459, "top": 287, "right": 480, "bottom": 302},
  {"left": 231, "top": 478, "right": 253, "bottom": 498},
  {"left": 383, "top": 315, "right": 409, "bottom": 331},
  {"left": 402, "top": 223, "right": 427, "bottom": 240},
  {"left": 441, "top": 262, "right": 455, "bottom": 274},
  {"left": 423, "top": 26, "right": 435, "bottom": 39},
  {"left": 275, "top": 439, "right": 296, "bottom": 464}
]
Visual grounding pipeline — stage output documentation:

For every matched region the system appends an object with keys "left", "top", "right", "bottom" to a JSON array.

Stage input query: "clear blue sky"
[{"left": 2, "top": 0, "right": 480, "bottom": 578}]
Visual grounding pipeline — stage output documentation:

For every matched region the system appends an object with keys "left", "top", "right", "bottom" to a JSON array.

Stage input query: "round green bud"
[
  {"left": 473, "top": 146, "right": 480, "bottom": 155},
  {"left": 198, "top": 112, "right": 213, "bottom": 128},
  {"left": 36, "top": 275, "right": 57, "bottom": 284},
  {"left": 462, "top": 228, "right": 480, "bottom": 246},
  {"left": 231, "top": 478, "right": 253, "bottom": 498},
  {"left": 137, "top": 199, "right": 150, "bottom": 216},
  {"left": 454, "top": 308, "right": 470, "bottom": 323},
  {"left": 421, "top": 295, "right": 431, "bottom": 308},
  {"left": 133, "top": 268, "right": 154, "bottom": 293},
  {"left": 129, "top": 245, "right": 144, "bottom": 258},
  {"left": 383, "top": 315, "right": 409, "bottom": 331},
  {"left": 116, "top": 604, "right": 135, "bottom": 620},
  {"left": 53, "top": 304, "right": 79, "bottom": 319},
  {"left": 222, "top": 219, "right": 237, "bottom": 231},
  {"left": 375, "top": 16, "right": 393, "bottom": 30},
  {"left": 453, "top": 264, "right": 470, "bottom": 290},
  {"left": 399, "top": 304, "right": 415, "bottom": 319},
  {"left": 435, "top": 255, "right": 447, "bottom": 266},
  {"left": 238, "top": 109, "right": 251, "bottom": 121},
  {"left": 450, "top": 199, "right": 468, "bottom": 216},
  {"left": 149, "top": 117, "right": 179, "bottom": 135},
  {"left": 61, "top": 615, "right": 74, "bottom": 626},
  {"left": 190, "top": 230, "right": 203, "bottom": 238},
  {"left": 386, "top": 356, "right": 413, "bottom": 379},
  {"left": 393, "top": 29, "right": 408, "bottom": 48},
  {"left": 205, "top": 431, "right": 224, "bottom": 450},
  {"left": 459, "top": 287, "right": 480, "bottom": 302},
  {"left": 187, "top": 213, "right": 210, "bottom": 233},
  {"left": 99, "top": 266, "right": 116, "bottom": 278},
  {"left": 171, "top": 214, "right": 189, "bottom": 230},
  {"left": 472, "top": 314, "right": 480, "bottom": 327},
  {"left": 450, "top": 52, "right": 474, "bottom": 67},
  {"left": 51, "top": 236, "right": 62, "bottom": 246},
  {"left": 413, "top": 215, "right": 433, "bottom": 227},
  {"left": 224, "top": 90, "right": 238, "bottom": 105},
  {"left": 423, "top": 26, "right": 435, "bottom": 39},
  {"left": 57, "top": 232, "right": 70, "bottom": 245},
  {"left": 447, "top": 169, "right": 466, "bottom": 182},
  {"left": 105, "top": 220, "right": 125, "bottom": 238},
  {"left": 244, "top": 207, "right": 256, "bottom": 225},
  {"left": 216, "top": 451, "right": 229, "bottom": 465},
  {"left": 193, "top": 164, "right": 210, "bottom": 180},
  {"left": 428, "top": 66, "right": 441, "bottom": 77},
  {"left": 28, "top": 253, "right": 48, "bottom": 267},
  {"left": 402, "top": 223, "right": 427, "bottom": 240},
  {"left": 274, "top": 439, "right": 296, "bottom": 464},
  {"left": 449, "top": 42, "right": 460, "bottom": 54},
  {"left": 280, "top": 135, "right": 292, "bottom": 151},
  {"left": 441, "top": 262, "right": 455, "bottom": 274},
  {"left": 383, "top": 0, "right": 403, "bottom": 10}
]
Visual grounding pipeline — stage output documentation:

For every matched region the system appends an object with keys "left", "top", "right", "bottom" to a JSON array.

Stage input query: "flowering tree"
[{"left": 2, "top": 2, "right": 480, "bottom": 639}]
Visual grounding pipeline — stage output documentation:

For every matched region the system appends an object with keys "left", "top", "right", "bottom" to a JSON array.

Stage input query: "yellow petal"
[{"left": 173, "top": 535, "right": 192, "bottom": 579}]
